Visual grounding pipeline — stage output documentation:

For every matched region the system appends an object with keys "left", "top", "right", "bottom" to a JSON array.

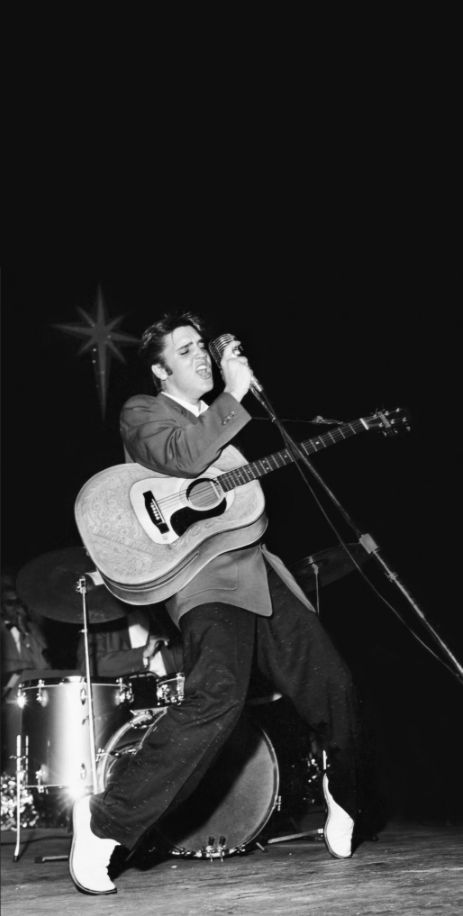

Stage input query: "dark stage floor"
[{"left": 2, "top": 817, "right": 463, "bottom": 915}]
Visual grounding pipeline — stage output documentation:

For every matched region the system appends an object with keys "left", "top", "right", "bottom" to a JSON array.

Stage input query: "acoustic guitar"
[{"left": 74, "top": 408, "right": 409, "bottom": 605}]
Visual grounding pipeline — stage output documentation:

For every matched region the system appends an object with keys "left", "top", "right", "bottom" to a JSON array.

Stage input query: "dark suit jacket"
[{"left": 120, "top": 390, "right": 314, "bottom": 625}]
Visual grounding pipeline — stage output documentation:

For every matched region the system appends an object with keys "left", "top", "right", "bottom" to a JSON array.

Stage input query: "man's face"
[
  {"left": 2, "top": 590, "right": 26, "bottom": 627},
  {"left": 154, "top": 325, "right": 213, "bottom": 402}
]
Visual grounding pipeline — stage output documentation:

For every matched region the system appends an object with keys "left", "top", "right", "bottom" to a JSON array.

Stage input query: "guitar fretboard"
[{"left": 218, "top": 418, "right": 368, "bottom": 492}]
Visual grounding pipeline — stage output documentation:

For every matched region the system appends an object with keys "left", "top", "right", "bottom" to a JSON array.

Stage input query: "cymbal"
[
  {"left": 290, "top": 543, "right": 371, "bottom": 591},
  {"left": 16, "top": 547, "right": 129, "bottom": 624}
]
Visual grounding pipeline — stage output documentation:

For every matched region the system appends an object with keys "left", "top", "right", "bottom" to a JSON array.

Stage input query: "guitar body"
[{"left": 75, "top": 445, "right": 267, "bottom": 605}]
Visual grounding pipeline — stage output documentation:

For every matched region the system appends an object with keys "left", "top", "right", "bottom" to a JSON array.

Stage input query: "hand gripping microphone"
[{"left": 208, "top": 333, "right": 264, "bottom": 396}]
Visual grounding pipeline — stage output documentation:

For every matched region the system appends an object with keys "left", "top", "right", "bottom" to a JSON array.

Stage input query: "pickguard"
[{"left": 170, "top": 500, "right": 228, "bottom": 537}]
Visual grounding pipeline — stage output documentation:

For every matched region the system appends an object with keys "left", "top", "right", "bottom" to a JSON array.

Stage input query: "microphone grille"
[{"left": 208, "top": 333, "right": 236, "bottom": 366}]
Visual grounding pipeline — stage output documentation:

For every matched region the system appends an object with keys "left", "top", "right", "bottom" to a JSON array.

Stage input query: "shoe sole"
[{"left": 69, "top": 801, "right": 117, "bottom": 895}]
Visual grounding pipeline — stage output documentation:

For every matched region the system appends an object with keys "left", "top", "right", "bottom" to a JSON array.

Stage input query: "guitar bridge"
[{"left": 142, "top": 490, "right": 169, "bottom": 534}]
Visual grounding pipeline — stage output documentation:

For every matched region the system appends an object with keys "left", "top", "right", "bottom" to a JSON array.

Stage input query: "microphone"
[{"left": 208, "top": 333, "right": 264, "bottom": 395}]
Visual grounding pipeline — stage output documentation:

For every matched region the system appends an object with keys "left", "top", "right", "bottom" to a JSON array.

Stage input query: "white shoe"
[
  {"left": 69, "top": 795, "right": 120, "bottom": 894},
  {"left": 322, "top": 773, "right": 354, "bottom": 859}
]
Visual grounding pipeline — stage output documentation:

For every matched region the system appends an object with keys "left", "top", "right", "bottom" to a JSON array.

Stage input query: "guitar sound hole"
[{"left": 186, "top": 478, "right": 224, "bottom": 511}]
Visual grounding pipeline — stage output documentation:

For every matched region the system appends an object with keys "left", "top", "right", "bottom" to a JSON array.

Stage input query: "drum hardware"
[
  {"left": 13, "top": 735, "right": 25, "bottom": 861},
  {"left": 265, "top": 750, "right": 325, "bottom": 845},
  {"left": 156, "top": 672, "right": 185, "bottom": 706},
  {"left": 203, "top": 836, "right": 229, "bottom": 860},
  {"left": 115, "top": 672, "right": 186, "bottom": 711},
  {"left": 170, "top": 836, "right": 236, "bottom": 861},
  {"left": 116, "top": 677, "right": 134, "bottom": 706},
  {"left": 36, "top": 681, "right": 49, "bottom": 707},
  {"left": 246, "top": 701, "right": 326, "bottom": 848}
]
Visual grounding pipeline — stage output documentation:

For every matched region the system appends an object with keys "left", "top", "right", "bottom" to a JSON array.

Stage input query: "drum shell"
[
  {"left": 18, "top": 675, "right": 130, "bottom": 790},
  {"left": 118, "top": 672, "right": 185, "bottom": 710}
]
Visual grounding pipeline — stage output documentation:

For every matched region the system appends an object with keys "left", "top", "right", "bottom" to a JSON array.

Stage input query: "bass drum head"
[{"left": 98, "top": 713, "right": 279, "bottom": 857}]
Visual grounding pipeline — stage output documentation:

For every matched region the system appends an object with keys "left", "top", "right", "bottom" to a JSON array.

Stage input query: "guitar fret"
[
  {"left": 216, "top": 412, "right": 394, "bottom": 492},
  {"left": 257, "top": 458, "right": 273, "bottom": 474}
]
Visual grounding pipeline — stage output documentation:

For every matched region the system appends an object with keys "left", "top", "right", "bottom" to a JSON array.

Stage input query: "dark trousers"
[{"left": 90, "top": 567, "right": 361, "bottom": 849}]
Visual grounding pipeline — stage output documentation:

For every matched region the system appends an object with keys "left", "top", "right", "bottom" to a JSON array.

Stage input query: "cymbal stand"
[
  {"left": 13, "top": 734, "right": 27, "bottom": 861},
  {"left": 76, "top": 575, "right": 98, "bottom": 792}
]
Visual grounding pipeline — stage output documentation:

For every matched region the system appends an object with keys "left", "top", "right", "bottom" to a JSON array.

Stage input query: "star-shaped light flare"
[{"left": 53, "top": 286, "right": 139, "bottom": 418}]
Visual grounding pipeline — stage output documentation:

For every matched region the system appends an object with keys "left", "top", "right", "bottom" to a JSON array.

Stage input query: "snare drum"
[
  {"left": 117, "top": 672, "right": 185, "bottom": 710},
  {"left": 98, "top": 713, "right": 279, "bottom": 858},
  {"left": 17, "top": 675, "right": 130, "bottom": 791}
]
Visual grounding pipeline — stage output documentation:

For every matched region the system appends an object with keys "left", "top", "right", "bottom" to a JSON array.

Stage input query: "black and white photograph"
[
  {"left": 1, "top": 245, "right": 461, "bottom": 916},
  {"left": 1, "top": 20, "right": 461, "bottom": 912}
]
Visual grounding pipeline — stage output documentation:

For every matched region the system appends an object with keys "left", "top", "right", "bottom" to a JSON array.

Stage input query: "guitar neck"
[{"left": 218, "top": 418, "right": 369, "bottom": 492}]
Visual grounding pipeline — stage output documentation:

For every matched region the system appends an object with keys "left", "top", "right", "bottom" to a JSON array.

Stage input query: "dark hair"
[{"left": 139, "top": 310, "right": 207, "bottom": 392}]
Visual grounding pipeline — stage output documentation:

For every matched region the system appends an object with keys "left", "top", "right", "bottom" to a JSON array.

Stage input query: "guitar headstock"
[{"left": 364, "top": 407, "right": 411, "bottom": 436}]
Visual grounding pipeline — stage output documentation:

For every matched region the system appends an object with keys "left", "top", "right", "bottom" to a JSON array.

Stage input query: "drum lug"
[
  {"left": 200, "top": 835, "right": 230, "bottom": 859},
  {"left": 115, "top": 678, "right": 134, "bottom": 706},
  {"left": 155, "top": 673, "right": 185, "bottom": 706},
  {"left": 217, "top": 835, "right": 228, "bottom": 859},
  {"left": 35, "top": 768, "right": 46, "bottom": 791},
  {"left": 171, "top": 846, "right": 189, "bottom": 857},
  {"left": 204, "top": 837, "right": 216, "bottom": 860},
  {"left": 36, "top": 681, "right": 49, "bottom": 707}
]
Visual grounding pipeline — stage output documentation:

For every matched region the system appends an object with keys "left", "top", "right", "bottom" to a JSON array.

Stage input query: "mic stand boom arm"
[{"left": 254, "top": 386, "right": 463, "bottom": 686}]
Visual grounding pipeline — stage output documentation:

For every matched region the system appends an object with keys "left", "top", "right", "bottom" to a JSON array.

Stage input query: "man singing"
[{"left": 70, "top": 310, "right": 362, "bottom": 894}]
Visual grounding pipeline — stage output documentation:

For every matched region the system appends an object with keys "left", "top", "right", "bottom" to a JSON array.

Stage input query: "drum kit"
[{"left": 7, "top": 542, "right": 368, "bottom": 861}]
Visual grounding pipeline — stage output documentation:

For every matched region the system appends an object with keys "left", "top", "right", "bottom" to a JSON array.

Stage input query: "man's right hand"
[{"left": 221, "top": 339, "right": 253, "bottom": 402}]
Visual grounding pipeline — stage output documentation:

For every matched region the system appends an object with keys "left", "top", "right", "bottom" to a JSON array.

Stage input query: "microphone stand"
[{"left": 252, "top": 385, "right": 463, "bottom": 687}]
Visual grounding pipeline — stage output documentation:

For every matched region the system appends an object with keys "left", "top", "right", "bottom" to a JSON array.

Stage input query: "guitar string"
[
  {"left": 137, "top": 417, "right": 380, "bottom": 513},
  {"left": 135, "top": 411, "right": 406, "bottom": 515}
]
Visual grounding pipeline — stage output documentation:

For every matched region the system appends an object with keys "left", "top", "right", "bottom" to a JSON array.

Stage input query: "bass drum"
[{"left": 98, "top": 712, "right": 280, "bottom": 858}]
